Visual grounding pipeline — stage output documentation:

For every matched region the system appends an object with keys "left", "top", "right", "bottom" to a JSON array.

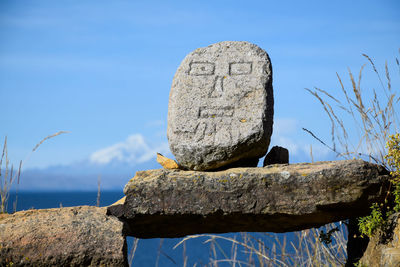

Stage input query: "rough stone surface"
[
  {"left": 360, "top": 213, "right": 400, "bottom": 267},
  {"left": 0, "top": 206, "right": 128, "bottom": 267},
  {"left": 108, "top": 159, "right": 390, "bottom": 238},
  {"left": 168, "top": 41, "right": 273, "bottom": 170},
  {"left": 263, "top": 146, "right": 289, "bottom": 166}
]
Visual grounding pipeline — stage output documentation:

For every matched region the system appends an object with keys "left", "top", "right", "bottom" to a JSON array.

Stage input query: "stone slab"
[{"left": 108, "top": 160, "right": 390, "bottom": 238}]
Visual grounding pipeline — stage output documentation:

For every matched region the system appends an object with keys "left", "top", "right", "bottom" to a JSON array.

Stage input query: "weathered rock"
[
  {"left": 263, "top": 146, "right": 289, "bottom": 166},
  {"left": 0, "top": 206, "right": 127, "bottom": 267},
  {"left": 156, "top": 153, "right": 180, "bottom": 169},
  {"left": 167, "top": 41, "right": 273, "bottom": 170},
  {"left": 107, "top": 159, "right": 390, "bottom": 238},
  {"left": 359, "top": 213, "right": 400, "bottom": 267},
  {"left": 108, "top": 197, "right": 127, "bottom": 218}
]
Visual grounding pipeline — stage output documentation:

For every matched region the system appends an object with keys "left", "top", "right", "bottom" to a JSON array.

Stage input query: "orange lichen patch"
[
  {"left": 109, "top": 196, "right": 126, "bottom": 206},
  {"left": 156, "top": 153, "right": 180, "bottom": 169}
]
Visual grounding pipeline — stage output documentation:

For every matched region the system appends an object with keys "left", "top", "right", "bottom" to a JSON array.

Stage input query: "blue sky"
[{"left": 1, "top": 0, "right": 399, "bottom": 175}]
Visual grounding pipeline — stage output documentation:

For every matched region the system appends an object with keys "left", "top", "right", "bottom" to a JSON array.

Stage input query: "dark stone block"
[{"left": 263, "top": 146, "right": 289, "bottom": 166}]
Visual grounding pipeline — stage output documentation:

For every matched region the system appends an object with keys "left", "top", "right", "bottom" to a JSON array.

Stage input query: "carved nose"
[{"left": 209, "top": 76, "right": 224, "bottom": 98}]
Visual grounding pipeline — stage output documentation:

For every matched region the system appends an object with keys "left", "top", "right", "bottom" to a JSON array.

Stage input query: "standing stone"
[
  {"left": 168, "top": 41, "right": 273, "bottom": 170},
  {"left": 263, "top": 146, "right": 289, "bottom": 166}
]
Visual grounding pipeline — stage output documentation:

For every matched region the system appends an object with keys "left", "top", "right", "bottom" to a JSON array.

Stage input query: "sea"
[{"left": 6, "top": 191, "right": 346, "bottom": 266}]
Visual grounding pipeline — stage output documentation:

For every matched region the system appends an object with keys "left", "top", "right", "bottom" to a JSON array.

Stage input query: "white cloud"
[
  {"left": 270, "top": 118, "right": 332, "bottom": 162},
  {"left": 89, "top": 134, "right": 170, "bottom": 165}
]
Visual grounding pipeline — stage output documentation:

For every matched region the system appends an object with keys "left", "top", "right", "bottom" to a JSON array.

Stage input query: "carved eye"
[
  {"left": 229, "top": 62, "right": 252, "bottom": 75},
  {"left": 189, "top": 62, "right": 215, "bottom": 76}
]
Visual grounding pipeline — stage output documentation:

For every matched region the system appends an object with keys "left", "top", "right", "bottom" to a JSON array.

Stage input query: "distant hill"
[{"left": 16, "top": 158, "right": 160, "bottom": 191}]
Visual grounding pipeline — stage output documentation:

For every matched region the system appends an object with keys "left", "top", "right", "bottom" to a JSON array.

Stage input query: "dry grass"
[
  {"left": 173, "top": 223, "right": 347, "bottom": 266},
  {"left": 304, "top": 52, "right": 399, "bottom": 166},
  {"left": 0, "top": 137, "right": 21, "bottom": 213},
  {"left": 165, "top": 52, "right": 399, "bottom": 267},
  {"left": 0, "top": 131, "right": 68, "bottom": 213},
  {"left": 128, "top": 238, "right": 140, "bottom": 265},
  {"left": 302, "top": 51, "right": 399, "bottom": 265},
  {"left": 96, "top": 175, "right": 101, "bottom": 207}
]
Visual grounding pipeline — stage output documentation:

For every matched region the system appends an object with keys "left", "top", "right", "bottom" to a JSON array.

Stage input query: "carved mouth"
[{"left": 198, "top": 106, "right": 234, "bottom": 118}]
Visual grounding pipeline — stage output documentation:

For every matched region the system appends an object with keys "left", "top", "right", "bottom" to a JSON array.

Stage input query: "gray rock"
[
  {"left": 0, "top": 206, "right": 127, "bottom": 266},
  {"left": 108, "top": 160, "right": 390, "bottom": 238},
  {"left": 263, "top": 146, "right": 289, "bottom": 166},
  {"left": 168, "top": 41, "right": 273, "bottom": 170}
]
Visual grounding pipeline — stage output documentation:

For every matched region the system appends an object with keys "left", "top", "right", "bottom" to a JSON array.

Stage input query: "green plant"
[
  {"left": 358, "top": 203, "right": 385, "bottom": 238},
  {"left": 354, "top": 260, "right": 368, "bottom": 267},
  {"left": 0, "top": 131, "right": 68, "bottom": 213},
  {"left": 386, "top": 133, "right": 400, "bottom": 180},
  {"left": 392, "top": 181, "right": 400, "bottom": 213},
  {"left": 357, "top": 133, "right": 400, "bottom": 238},
  {"left": 385, "top": 133, "right": 400, "bottom": 216}
]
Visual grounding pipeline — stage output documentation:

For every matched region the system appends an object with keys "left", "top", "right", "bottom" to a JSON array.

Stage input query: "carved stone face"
[{"left": 168, "top": 41, "right": 273, "bottom": 170}]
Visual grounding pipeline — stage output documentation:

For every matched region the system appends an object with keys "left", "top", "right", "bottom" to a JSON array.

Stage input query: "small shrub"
[
  {"left": 358, "top": 203, "right": 385, "bottom": 237},
  {"left": 386, "top": 133, "right": 400, "bottom": 180},
  {"left": 358, "top": 133, "right": 400, "bottom": 237}
]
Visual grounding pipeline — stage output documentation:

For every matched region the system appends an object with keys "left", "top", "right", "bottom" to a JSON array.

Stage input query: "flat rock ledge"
[
  {"left": 0, "top": 206, "right": 127, "bottom": 267},
  {"left": 108, "top": 159, "right": 390, "bottom": 238}
]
